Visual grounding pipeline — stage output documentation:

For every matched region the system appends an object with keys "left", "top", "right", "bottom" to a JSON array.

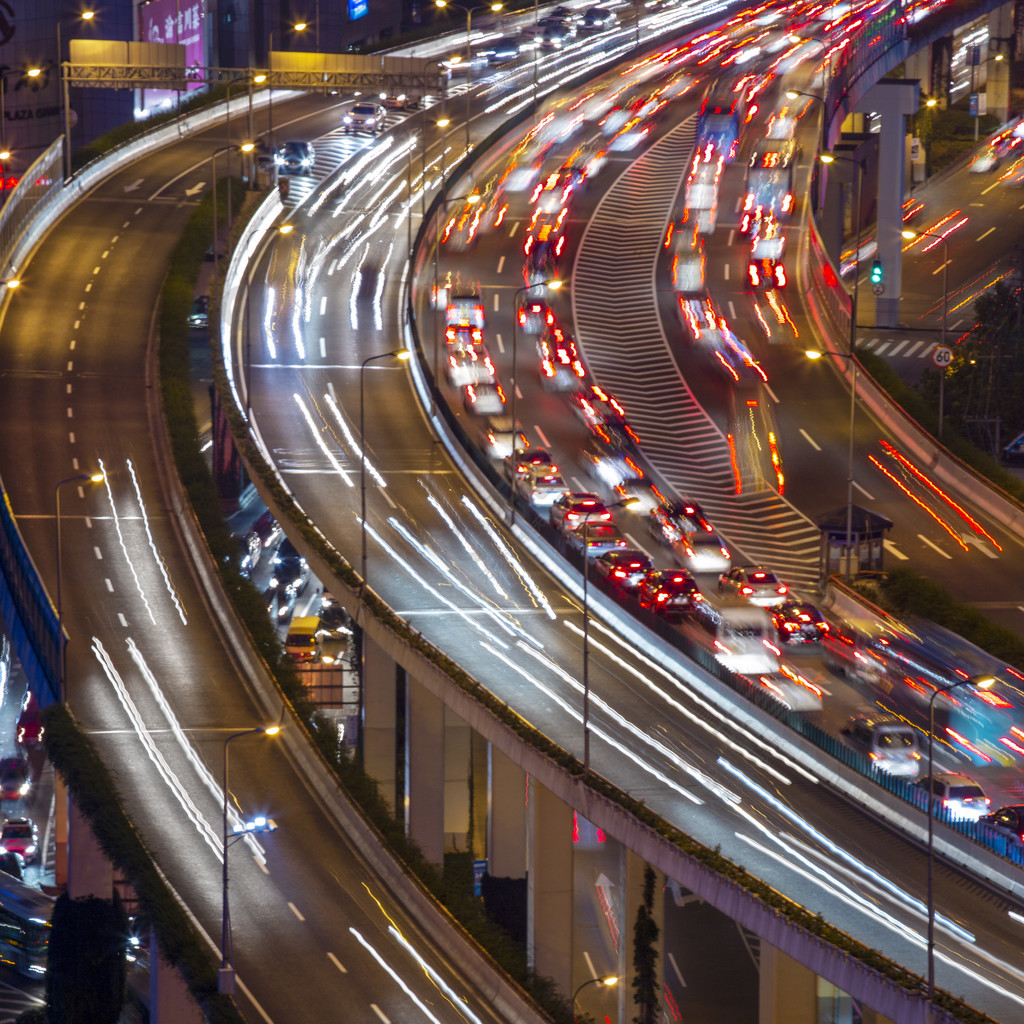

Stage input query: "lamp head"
[
  {"left": 435, "top": 0, "right": 447, "bottom": 7},
  {"left": 254, "top": 73, "right": 267, "bottom": 84},
  {"left": 819, "top": 153, "right": 835, "bottom": 164},
  {"left": 466, "top": 193, "right": 481, "bottom": 204},
  {"left": 973, "top": 677, "right": 997, "bottom": 691},
  {"left": 804, "top": 349, "right": 824, "bottom": 360},
  {"left": 294, "top": 21, "right": 307, "bottom": 31},
  {"left": 491, "top": 2, "right": 503, "bottom": 9},
  {"left": 548, "top": 279, "right": 563, "bottom": 290},
  {"left": 82, "top": 9, "right": 95, "bottom": 19},
  {"left": 4, "top": 279, "right": 20, "bottom": 289},
  {"left": 926, "top": 97, "right": 937, "bottom": 107},
  {"left": 601, "top": 976, "right": 618, "bottom": 987},
  {"left": 785, "top": 90, "right": 799, "bottom": 99},
  {"left": 89, "top": 473, "right": 104, "bottom": 484},
  {"left": 395, "top": 350, "right": 412, "bottom": 362},
  {"left": 436, "top": 116, "right": 451, "bottom": 128},
  {"left": 27, "top": 68, "right": 41, "bottom": 78},
  {"left": 0, "top": 150, "right": 9, "bottom": 161},
  {"left": 240, "top": 142, "right": 255, "bottom": 153},
  {"left": 262, "top": 725, "right": 281, "bottom": 736},
  {"left": 279, "top": 223, "right": 294, "bottom": 235}
]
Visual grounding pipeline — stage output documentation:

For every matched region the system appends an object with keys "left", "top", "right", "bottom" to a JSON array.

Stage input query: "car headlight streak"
[
  {"left": 291, "top": 393, "right": 355, "bottom": 487},
  {"left": 126, "top": 458, "right": 188, "bottom": 625},
  {"left": 459, "top": 495, "right": 555, "bottom": 619},
  {"left": 424, "top": 491, "right": 508, "bottom": 599},
  {"left": 98, "top": 457, "right": 157, "bottom": 626}
]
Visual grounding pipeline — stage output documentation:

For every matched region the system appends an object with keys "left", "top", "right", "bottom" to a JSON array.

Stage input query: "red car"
[
  {"left": 637, "top": 570, "right": 703, "bottom": 617},
  {"left": 769, "top": 600, "right": 829, "bottom": 644}
]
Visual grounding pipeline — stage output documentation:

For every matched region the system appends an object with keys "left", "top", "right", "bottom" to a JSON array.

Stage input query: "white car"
[
  {"left": 718, "top": 566, "right": 788, "bottom": 605},
  {"left": 514, "top": 470, "right": 567, "bottom": 507},
  {"left": 343, "top": 101, "right": 386, "bottom": 135},
  {"left": 916, "top": 772, "right": 991, "bottom": 822}
]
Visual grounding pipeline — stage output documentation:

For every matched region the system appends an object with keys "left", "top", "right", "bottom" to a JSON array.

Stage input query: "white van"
[{"left": 841, "top": 713, "right": 922, "bottom": 778}]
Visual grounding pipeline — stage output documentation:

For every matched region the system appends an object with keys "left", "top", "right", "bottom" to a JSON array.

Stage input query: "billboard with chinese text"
[{"left": 138, "top": 0, "right": 206, "bottom": 116}]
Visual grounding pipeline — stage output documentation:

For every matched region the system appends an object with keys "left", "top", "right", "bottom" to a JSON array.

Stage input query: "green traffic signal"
[{"left": 870, "top": 259, "right": 883, "bottom": 285}]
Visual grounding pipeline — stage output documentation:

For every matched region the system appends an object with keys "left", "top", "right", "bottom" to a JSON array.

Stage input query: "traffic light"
[{"left": 870, "top": 259, "right": 883, "bottom": 285}]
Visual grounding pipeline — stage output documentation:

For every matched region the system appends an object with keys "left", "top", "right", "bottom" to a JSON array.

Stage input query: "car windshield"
[
  {"left": 353, "top": 104, "right": 376, "bottom": 114},
  {"left": 4, "top": 826, "right": 31, "bottom": 838}
]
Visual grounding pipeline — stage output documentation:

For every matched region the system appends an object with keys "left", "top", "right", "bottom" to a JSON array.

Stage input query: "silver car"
[{"left": 343, "top": 101, "right": 386, "bottom": 135}]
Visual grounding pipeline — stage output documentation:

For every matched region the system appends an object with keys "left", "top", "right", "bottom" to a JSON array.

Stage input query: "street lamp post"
[
  {"left": 267, "top": 23, "right": 307, "bottom": 152},
  {"left": 54, "top": 472, "right": 103, "bottom": 702},
  {"left": 57, "top": 10, "right": 95, "bottom": 183},
  {"left": 508, "top": 279, "right": 562, "bottom": 527},
  {"left": 903, "top": 227, "right": 950, "bottom": 436},
  {"left": 360, "top": 350, "right": 412, "bottom": 592},
  {"left": 434, "top": 0, "right": 503, "bottom": 151},
  {"left": 581, "top": 499, "right": 637, "bottom": 770},
  {"left": 220, "top": 725, "right": 280, "bottom": 994},
  {"left": 925, "top": 676, "right": 995, "bottom": 1001},
  {"left": 819, "top": 152, "right": 864, "bottom": 580},
  {"left": 211, "top": 143, "right": 255, "bottom": 295},
  {"left": 572, "top": 975, "right": 618, "bottom": 1014}
]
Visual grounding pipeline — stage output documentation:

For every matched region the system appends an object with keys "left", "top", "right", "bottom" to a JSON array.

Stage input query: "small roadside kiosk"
[{"left": 815, "top": 505, "right": 894, "bottom": 581}]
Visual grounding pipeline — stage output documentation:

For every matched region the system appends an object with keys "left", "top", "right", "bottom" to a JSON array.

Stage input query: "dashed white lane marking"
[
  {"left": 117, "top": 613, "right": 128, "bottom": 627},
  {"left": 105, "top": 578, "right": 114, "bottom": 592},
  {"left": 497, "top": 254, "right": 505, "bottom": 274},
  {"left": 288, "top": 902, "right": 305, "bottom": 921},
  {"left": 799, "top": 429, "right": 820, "bottom": 451},
  {"left": 94, "top": 547, "right": 102, "bottom": 560},
  {"left": 327, "top": 952, "right": 348, "bottom": 973},
  {"left": 370, "top": 1005, "right": 390, "bottom": 1024},
  {"left": 977, "top": 227, "right": 995, "bottom": 241}
]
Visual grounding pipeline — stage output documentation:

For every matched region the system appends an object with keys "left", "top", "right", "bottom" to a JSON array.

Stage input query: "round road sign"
[
  {"left": 932, "top": 345, "right": 953, "bottom": 369},
  {"left": 871, "top": 282, "right": 884, "bottom": 296}
]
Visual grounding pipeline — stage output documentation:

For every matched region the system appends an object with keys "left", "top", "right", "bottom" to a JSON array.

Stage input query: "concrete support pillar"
[
  {"left": 932, "top": 35, "right": 953, "bottom": 107},
  {"left": 54, "top": 772, "right": 68, "bottom": 887},
  {"left": 618, "top": 849, "right": 664, "bottom": 1024},
  {"left": 67, "top": 793, "right": 112, "bottom": 899},
  {"left": 406, "top": 677, "right": 445, "bottom": 866},
  {"left": 469, "top": 731, "right": 488, "bottom": 860},
  {"left": 443, "top": 705, "right": 472, "bottom": 853},
  {"left": 527, "top": 779, "right": 573, "bottom": 996},
  {"left": 759, "top": 942, "right": 815, "bottom": 1024},
  {"left": 150, "top": 928, "right": 203, "bottom": 1024},
  {"left": 987, "top": 4, "right": 1015, "bottom": 121},
  {"left": 856, "top": 80, "right": 918, "bottom": 327},
  {"left": 487, "top": 744, "right": 527, "bottom": 879},
  {"left": 362, "top": 632, "right": 398, "bottom": 813}
]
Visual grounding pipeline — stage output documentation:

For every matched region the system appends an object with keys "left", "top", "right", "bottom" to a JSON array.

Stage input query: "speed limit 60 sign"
[{"left": 932, "top": 345, "right": 953, "bottom": 368}]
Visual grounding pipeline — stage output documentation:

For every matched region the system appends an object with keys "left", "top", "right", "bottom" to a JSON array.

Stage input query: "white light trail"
[
  {"left": 481, "top": 641, "right": 711, "bottom": 806},
  {"left": 291, "top": 393, "right": 354, "bottom": 487},
  {"left": 98, "top": 457, "right": 156, "bottom": 625},
  {"left": 363, "top": 522, "right": 509, "bottom": 647},
  {"left": 388, "top": 518, "right": 527, "bottom": 644},
  {"left": 585, "top": 617, "right": 819, "bottom": 783},
  {"left": 349, "top": 928, "right": 448, "bottom": 1024},
  {"left": 91, "top": 636, "right": 221, "bottom": 858},
  {"left": 323, "top": 391, "right": 384, "bottom": 487},
  {"left": 424, "top": 492, "right": 507, "bottom": 599},
  {"left": 125, "top": 459, "right": 187, "bottom": 625},
  {"left": 459, "top": 496, "right": 555, "bottom": 619},
  {"left": 563, "top": 621, "right": 793, "bottom": 786}
]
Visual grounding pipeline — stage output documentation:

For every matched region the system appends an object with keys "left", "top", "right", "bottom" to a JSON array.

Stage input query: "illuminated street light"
[
  {"left": 925, "top": 676, "right": 995, "bottom": 1003},
  {"left": 220, "top": 725, "right": 280, "bottom": 994}
]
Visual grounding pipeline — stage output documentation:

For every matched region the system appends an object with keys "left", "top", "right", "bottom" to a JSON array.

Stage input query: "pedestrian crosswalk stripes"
[{"left": 572, "top": 119, "right": 821, "bottom": 586}]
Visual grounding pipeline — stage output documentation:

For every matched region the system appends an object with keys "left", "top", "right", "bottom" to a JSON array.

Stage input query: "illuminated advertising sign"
[
  {"left": 349, "top": 0, "right": 369, "bottom": 20},
  {"left": 138, "top": 0, "right": 206, "bottom": 115}
]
